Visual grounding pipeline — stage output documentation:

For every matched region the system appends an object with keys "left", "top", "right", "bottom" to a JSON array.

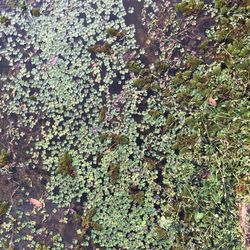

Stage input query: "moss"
[
  {"left": 82, "top": 208, "right": 102, "bottom": 233},
  {"left": 107, "top": 28, "right": 125, "bottom": 39},
  {"left": 187, "top": 56, "right": 203, "bottom": 70},
  {"left": 99, "top": 107, "right": 107, "bottom": 122},
  {"left": 0, "top": 201, "right": 9, "bottom": 217},
  {"left": 28, "top": 95, "right": 37, "bottom": 101},
  {"left": 175, "top": 0, "right": 204, "bottom": 16},
  {"left": 148, "top": 109, "right": 162, "bottom": 118},
  {"left": 215, "top": 29, "right": 228, "bottom": 42},
  {"left": 154, "top": 60, "right": 169, "bottom": 74},
  {"left": 198, "top": 40, "right": 209, "bottom": 51},
  {"left": 112, "top": 134, "right": 129, "bottom": 144},
  {"left": 91, "top": 221, "right": 103, "bottom": 231},
  {"left": 108, "top": 164, "right": 120, "bottom": 185},
  {"left": 144, "top": 157, "right": 156, "bottom": 170},
  {"left": 57, "top": 152, "right": 75, "bottom": 176},
  {"left": 0, "top": 16, "right": 10, "bottom": 26},
  {"left": 31, "top": 8, "right": 40, "bottom": 17},
  {"left": 0, "top": 150, "right": 10, "bottom": 168},
  {"left": 127, "top": 61, "right": 141, "bottom": 74},
  {"left": 156, "top": 226, "right": 168, "bottom": 240},
  {"left": 164, "top": 114, "right": 175, "bottom": 131},
  {"left": 130, "top": 191, "right": 144, "bottom": 204},
  {"left": 88, "top": 42, "right": 110, "bottom": 55}
]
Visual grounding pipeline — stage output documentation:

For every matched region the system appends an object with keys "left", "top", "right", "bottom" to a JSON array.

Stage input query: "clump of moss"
[
  {"left": 175, "top": 0, "right": 204, "bottom": 16},
  {"left": 57, "top": 152, "right": 75, "bottom": 176},
  {"left": 0, "top": 201, "right": 9, "bottom": 217},
  {"left": 130, "top": 191, "right": 144, "bottom": 204},
  {"left": 0, "top": 16, "right": 10, "bottom": 26},
  {"left": 99, "top": 107, "right": 107, "bottom": 122},
  {"left": 82, "top": 208, "right": 102, "bottom": 234},
  {"left": 0, "top": 150, "right": 10, "bottom": 168},
  {"left": 107, "top": 28, "right": 125, "bottom": 39},
  {"left": 187, "top": 56, "right": 203, "bottom": 70},
  {"left": 108, "top": 164, "right": 120, "bottom": 185},
  {"left": 144, "top": 157, "right": 156, "bottom": 171},
  {"left": 31, "top": 8, "right": 40, "bottom": 17},
  {"left": 133, "top": 74, "right": 155, "bottom": 89},
  {"left": 127, "top": 60, "right": 141, "bottom": 74},
  {"left": 88, "top": 42, "right": 110, "bottom": 55},
  {"left": 148, "top": 109, "right": 163, "bottom": 118},
  {"left": 154, "top": 60, "right": 169, "bottom": 74},
  {"left": 156, "top": 226, "right": 168, "bottom": 240},
  {"left": 112, "top": 134, "right": 129, "bottom": 145}
]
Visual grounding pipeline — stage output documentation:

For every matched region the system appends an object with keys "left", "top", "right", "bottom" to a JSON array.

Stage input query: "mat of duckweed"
[{"left": 0, "top": 0, "right": 249, "bottom": 249}]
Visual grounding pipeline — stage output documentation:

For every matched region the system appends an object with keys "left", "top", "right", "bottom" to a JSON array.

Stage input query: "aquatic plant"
[{"left": 0, "top": 0, "right": 248, "bottom": 249}]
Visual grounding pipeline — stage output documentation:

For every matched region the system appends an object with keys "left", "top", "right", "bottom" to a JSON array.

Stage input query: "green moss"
[
  {"left": 156, "top": 226, "right": 168, "bottom": 240},
  {"left": 0, "top": 16, "right": 10, "bottom": 26},
  {"left": 130, "top": 191, "right": 144, "bottom": 204},
  {"left": 175, "top": 0, "right": 204, "bottom": 16},
  {"left": 0, "top": 150, "right": 10, "bottom": 168},
  {"left": 144, "top": 157, "right": 156, "bottom": 170},
  {"left": 31, "top": 8, "right": 40, "bottom": 17},
  {"left": 148, "top": 109, "right": 162, "bottom": 118},
  {"left": 107, "top": 28, "right": 125, "bottom": 39},
  {"left": 57, "top": 152, "right": 75, "bottom": 176},
  {"left": 198, "top": 40, "right": 209, "bottom": 51},
  {"left": 187, "top": 56, "right": 203, "bottom": 70},
  {"left": 88, "top": 42, "right": 110, "bottom": 55},
  {"left": 127, "top": 61, "right": 141, "bottom": 74},
  {"left": 99, "top": 107, "right": 107, "bottom": 122},
  {"left": 112, "top": 134, "right": 129, "bottom": 144},
  {"left": 82, "top": 208, "right": 102, "bottom": 233},
  {"left": 154, "top": 60, "right": 169, "bottom": 74},
  {"left": 0, "top": 202, "right": 9, "bottom": 217},
  {"left": 108, "top": 164, "right": 120, "bottom": 185}
]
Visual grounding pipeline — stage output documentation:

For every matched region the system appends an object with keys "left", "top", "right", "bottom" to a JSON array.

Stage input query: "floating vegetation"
[{"left": 0, "top": 0, "right": 249, "bottom": 249}]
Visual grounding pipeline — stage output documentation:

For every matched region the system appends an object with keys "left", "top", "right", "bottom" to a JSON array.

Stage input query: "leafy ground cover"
[{"left": 0, "top": 0, "right": 249, "bottom": 249}]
